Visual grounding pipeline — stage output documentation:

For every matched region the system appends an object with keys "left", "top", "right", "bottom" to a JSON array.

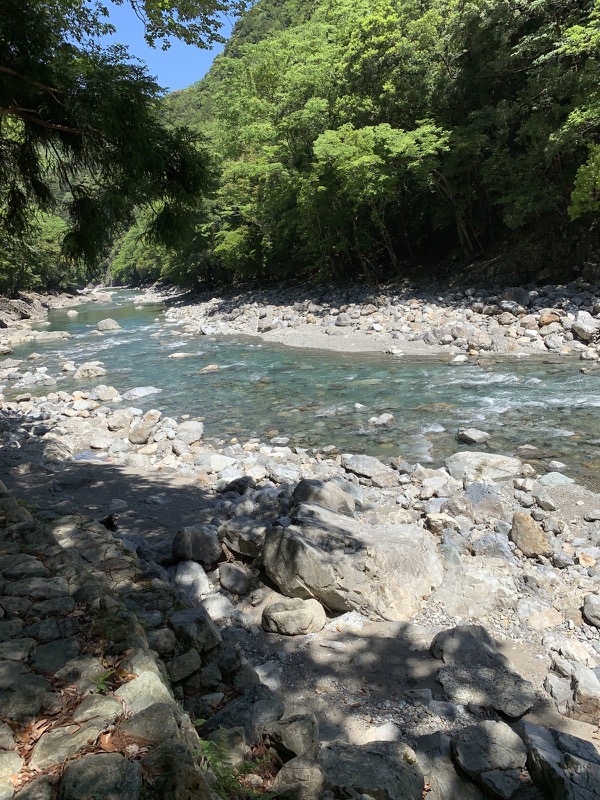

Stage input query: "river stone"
[
  {"left": 128, "top": 421, "right": 154, "bottom": 445},
  {"left": 445, "top": 452, "right": 522, "bottom": 482},
  {"left": 341, "top": 453, "right": 396, "bottom": 481},
  {"left": 572, "top": 310, "right": 600, "bottom": 342},
  {"left": 107, "top": 410, "right": 132, "bottom": 431},
  {"left": 320, "top": 740, "right": 424, "bottom": 800},
  {"left": 221, "top": 517, "right": 268, "bottom": 558},
  {"left": 97, "top": 318, "right": 121, "bottom": 331},
  {"left": 73, "top": 361, "right": 107, "bottom": 380},
  {"left": 583, "top": 594, "right": 600, "bottom": 628},
  {"left": 292, "top": 479, "right": 355, "bottom": 516},
  {"left": 219, "top": 563, "right": 252, "bottom": 595},
  {"left": 519, "top": 722, "right": 600, "bottom": 800},
  {"left": 58, "top": 753, "right": 141, "bottom": 800},
  {"left": 451, "top": 720, "right": 527, "bottom": 796},
  {"left": 122, "top": 386, "right": 161, "bottom": 400},
  {"left": 174, "top": 561, "right": 210, "bottom": 604},
  {"left": 175, "top": 420, "right": 204, "bottom": 445},
  {"left": 172, "top": 525, "right": 222, "bottom": 566},
  {"left": 262, "top": 520, "right": 443, "bottom": 621},
  {"left": 194, "top": 452, "right": 234, "bottom": 471},
  {"left": 510, "top": 512, "right": 552, "bottom": 558},
  {"left": 262, "top": 597, "right": 326, "bottom": 635},
  {"left": 456, "top": 428, "right": 491, "bottom": 445},
  {"left": 538, "top": 471, "right": 575, "bottom": 487}
]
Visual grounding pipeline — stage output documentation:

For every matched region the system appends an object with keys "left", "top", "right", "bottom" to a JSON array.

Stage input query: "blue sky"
[{"left": 101, "top": 2, "right": 234, "bottom": 92}]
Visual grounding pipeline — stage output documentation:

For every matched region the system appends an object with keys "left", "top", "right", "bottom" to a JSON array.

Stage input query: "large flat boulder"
[
  {"left": 445, "top": 452, "right": 522, "bottom": 482},
  {"left": 262, "top": 515, "right": 443, "bottom": 621}
]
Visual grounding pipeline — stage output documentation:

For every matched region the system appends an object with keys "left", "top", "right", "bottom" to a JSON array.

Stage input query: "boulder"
[
  {"left": 445, "top": 452, "right": 522, "bottom": 482},
  {"left": 172, "top": 525, "right": 222, "bottom": 566},
  {"left": 58, "top": 753, "right": 141, "bottom": 800},
  {"left": 583, "top": 594, "right": 600, "bottom": 628},
  {"left": 520, "top": 722, "right": 600, "bottom": 800},
  {"left": 73, "top": 362, "right": 107, "bottom": 380},
  {"left": 414, "top": 732, "right": 484, "bottom": 800},
  {"left": 220, "top": 517, "right": 268, "bottom": 558},
  {"left": 262, "top": 597, "right": 326, "bottom": 635},
  {"left": 96, "top": 318, "right": 121, "bottom": 331},
  {"left": 218, "top": 563, "right": 252, "bottom": 595},
  {"left": 451, "top": 721, "right": 527, "bottom": 798},
  {"left": 173, "top": 561, "right": 210, "bottom": 604},
  {"left": 319, "top": 740, "right": 424, "bottom": 800},
  {"left": 262, "top": 517, "right": 443, "bottom": 621},
  {"left": 456, "top": 428, "right": 491, "bottom": 445},
  {"left": 176, "top": 421, "right": 205, "bottom": 445},
  {"left": 572, "top": 310, "right": 600, "bottom": 342},
  {"left": 510, "top": 512, "right": 552, "bottom": 558},
  {"left": 341, "top": 453, "right": 398, "bottom": 484},
  {"left": 432, "top": 625, "right": 536, "bottom": 719},
  {"left": 273, "top": 757, "right": 325, "bottom": 800},
  {"left": 292, "top": 479, "right": 355, "bottom": 516}
]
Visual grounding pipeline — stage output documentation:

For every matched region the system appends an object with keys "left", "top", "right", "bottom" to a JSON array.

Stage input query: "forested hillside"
[{"left": 4, "top": 0, "right": 599, "bottom": 292}]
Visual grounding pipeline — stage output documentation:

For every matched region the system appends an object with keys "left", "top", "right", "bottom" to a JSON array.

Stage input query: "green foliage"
[
  {"left": 0, "top": 0, "right": 241, "bottom": 287},
  {"left": 148, "top": 0, "right": 598, "bottom": 284}
]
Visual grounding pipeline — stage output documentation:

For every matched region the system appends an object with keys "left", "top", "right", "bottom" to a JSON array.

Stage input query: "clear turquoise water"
[{"left": 8, "top": 290, "right": 600, "bottom": 487}]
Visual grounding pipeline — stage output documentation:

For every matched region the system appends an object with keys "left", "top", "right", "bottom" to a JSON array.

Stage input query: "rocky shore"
[
  {"left": 0, "top": 281, "right": 600, "bottom": 797},
  {"left": 1, "top": 374, "right": 599, "bottom": 798},
  {"left": 160, "top": 278, "right": 600, "bottom": 360}
]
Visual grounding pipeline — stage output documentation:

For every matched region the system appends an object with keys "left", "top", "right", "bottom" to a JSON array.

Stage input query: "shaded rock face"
[
  {"left": 262, "top": 516, "right": 444, "bottom": 621},
  {"left": 319, "top": 740, "right": 424, "bottom": 800},
  {"left": 520, "top": 722, "right": 600, "bottom": 800},
  {"left": 431, "top": 625, "right": 536, "bottom": 719}
]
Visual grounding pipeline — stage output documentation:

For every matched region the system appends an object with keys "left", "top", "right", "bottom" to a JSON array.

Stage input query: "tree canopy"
[{"left": 0, "top": 0, "right": 243, "bottom": 289}]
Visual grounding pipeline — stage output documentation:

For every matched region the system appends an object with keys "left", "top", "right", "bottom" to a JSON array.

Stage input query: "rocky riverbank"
[
  {"left": 160, "top": 278, "right": 600, "bottom": 360},
  {"left": 1, "top": 373, "right": 599, "bottom": 798}
]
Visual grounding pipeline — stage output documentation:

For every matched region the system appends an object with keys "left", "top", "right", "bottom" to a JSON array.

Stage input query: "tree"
[{"left": 0, "top": 0, "right": 241, "bottom": 268}]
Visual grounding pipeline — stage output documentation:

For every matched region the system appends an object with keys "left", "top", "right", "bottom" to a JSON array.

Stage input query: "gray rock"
[
  {"left": 205, "top": 683, "right": 284, "bottom": 746},
  {"left": 415, "top": 732, "right": 484, "bottom": 800},
  {"left": 175, "top": 420, "right": 204, "bottom": 445},
  {"left": 292, "top": 479, "right": 355, "bottom": 516},
  {"left": 262, "top": 597, "right": 326, "bottom": 635},
  {"left": 5, "top": 576, "right": 68, "bottom": 599},
  {"left": 221, "top": 517, "right": 268, "bottom": 558},
  {"left": 97, "top": 318, "right": 121, "bottom": 331},
  {"left": 13, "top": 777, "right": 54, "bottom": 800},
  {"left": 538, "top": 472, "right": 575, "bottom": 487},
  {"left": 73, "top": 362, "right": 107, "bottom": 380},
  {"left": 30, "top": 718, "right": 108, "bottom": 770},
  {"left": 341, "top": 453, "right": 397, "bottom": 481},
  {"left": 115, "top": 671, "right": 173, "bottom": 715},
  {"left": 445, "top": 452, "right": 522, "bottom": 482},
  {"left": 583, "top": 594, "right": 600, "bottom": 628},
  {"left": 58, "top": 753, "right": 141, "bottom": 800},
  {"left": 200, "top": 593, "right": 235, "bottom": 623},
  {"left": 72, "top": 695, "right": 122, "bottom": 726},
  {"left": 266, "top": 714, "right": 319, "bottom": 760},
  {"left": 262, "top": 520, "right": 443, "bottom": 621},
  {"left": 572, "top": 310, "right": 600, "bottom": 342},
  {"left": 520, "top": 722, "right": 600, "bottom": 800},
  {"left": 194, "top": 452, "right": 235, "bottom": 471},
  {"left": 122, "top": 386, "right": 161, "bottom": 400},
  {"left": 128, "top": 421, "right": 154, "bottom": 445},
  {"left": 432, "top": 625, "right": 536, "bottom": 719},
  {"left": 510, "top": 512, "right": 552, "bottom": 558},
  {"left": 219, "top": 563, "right": 252, "bottom": 595},
  {"left": 119, "top": 702, "right": 179, "bottom": 744},
  {"left": 451, "top": 721, "right": 527, "bottom": 797},
  {"left": 54, "top": 656, "right": 107, "bottom": 694},
  {"left": 29, "top": 637, "right": 81, "bottom": 674},
  {"left": 570, "top": 663, "right": 600, "bottom": 725},
  {"left": 273, "top": 756, "right": 325, "bottom": 800},
  {"left": 168, "top": 606, "right": 222, "bottom": 654},
  {"left": 0, "top": 662, "right": 52, "bottom": 723},
  {"left": 174, "top": 561, "right": 210, "bottom": 604},
  {"left": 320, "top": 740, "right": 424, "bottom": 800},
  {"left": 457, "top": 428, "right": 491, "bottom": 445},
  {"left": 172, "top": 525, "right": 222, "bottom": 566},
  {"left": 166, "top": 649, "right": 201, "bottom": 683},
  {"left": 146, "top": 627, "right": 177, "bottom": 657}
]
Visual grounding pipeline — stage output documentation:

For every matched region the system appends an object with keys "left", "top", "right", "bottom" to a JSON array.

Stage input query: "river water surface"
[{"left": 7, "top": 290, "right": 600, "bottom": 488}]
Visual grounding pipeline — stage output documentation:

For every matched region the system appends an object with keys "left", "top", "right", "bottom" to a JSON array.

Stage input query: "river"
[{"left": 6, "top": 290, "right": 600, "bottom": 488}]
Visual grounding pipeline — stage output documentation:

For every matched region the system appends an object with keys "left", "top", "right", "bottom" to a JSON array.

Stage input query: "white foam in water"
[{"left": 420, "top": 423, "right": 446, "bottom": 433}]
